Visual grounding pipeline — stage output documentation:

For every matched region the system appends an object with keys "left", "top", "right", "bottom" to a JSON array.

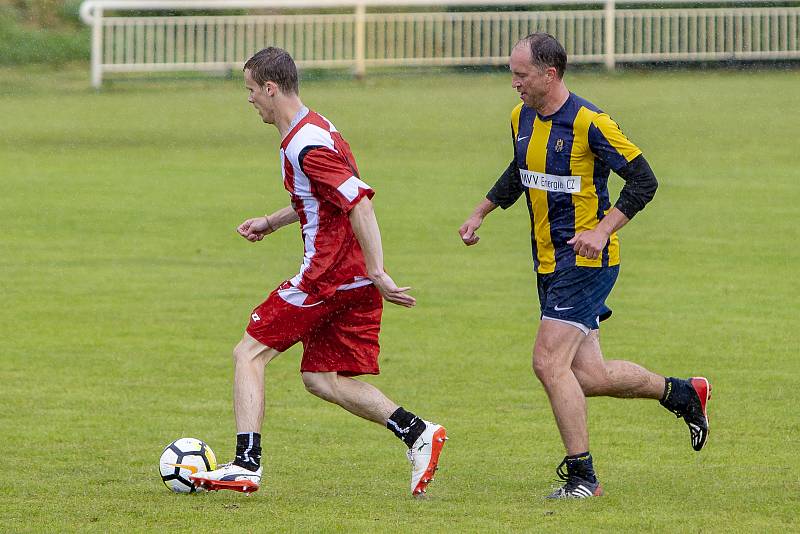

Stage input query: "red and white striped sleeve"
[{"left": 299, "top": 146, "right": 374, "bottom": 212}]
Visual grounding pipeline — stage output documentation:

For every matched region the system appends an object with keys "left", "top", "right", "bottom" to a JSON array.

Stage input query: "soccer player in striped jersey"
[
  {"left": 190, "top": 47, "right": 446, "bottom": 497},
  {"left": 459, "top": 33, "right": 711, "bottom": 498}
]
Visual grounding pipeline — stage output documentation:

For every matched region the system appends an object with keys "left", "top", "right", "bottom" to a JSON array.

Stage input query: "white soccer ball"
[{"left": 159, "top": 437, "right": 217, "bottom": 493}]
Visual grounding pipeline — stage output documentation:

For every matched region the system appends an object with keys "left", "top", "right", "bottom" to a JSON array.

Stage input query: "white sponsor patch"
[{"left": 520, "top": 169, "right": 581, "bottom": 194}]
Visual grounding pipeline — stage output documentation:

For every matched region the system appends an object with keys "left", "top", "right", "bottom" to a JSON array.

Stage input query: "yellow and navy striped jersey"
[{"left": 493, "top": 93, "right": 642, "bottom": 274}]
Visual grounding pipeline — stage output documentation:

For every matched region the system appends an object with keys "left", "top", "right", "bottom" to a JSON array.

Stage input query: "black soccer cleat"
[
  {"left": 545, "top": 457, "right": 603, "bottom": 499},
  {"left": 546, "top": 476, "right": 603, "bottom": 499},
  {"left": 684, "top": 377, "right": 712, "bottom": 451}
]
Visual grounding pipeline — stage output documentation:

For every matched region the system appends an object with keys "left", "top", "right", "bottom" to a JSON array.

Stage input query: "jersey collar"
[
  {"left": 536, "top": 92, "right": 574, "bottom": 121},
  {"left": 281, "top": 106, "right": 310, "bottom": 147},
  {"left": 288, "top": 106, "right": 309, "bottom": 131}
]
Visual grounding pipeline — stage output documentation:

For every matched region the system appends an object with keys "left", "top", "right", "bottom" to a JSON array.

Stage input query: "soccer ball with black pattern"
[{"left": 159, "top": 438, "right": 217, "bottom": 493}]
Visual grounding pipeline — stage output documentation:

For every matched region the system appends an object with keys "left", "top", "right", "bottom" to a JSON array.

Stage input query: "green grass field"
[{"left": 1, "top": 65, "right": 798, "bottom": 533}]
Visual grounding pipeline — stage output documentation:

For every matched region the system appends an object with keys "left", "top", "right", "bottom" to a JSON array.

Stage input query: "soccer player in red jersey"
[{"left": 190, "top": 47, "right": 446, "bottom": 497}]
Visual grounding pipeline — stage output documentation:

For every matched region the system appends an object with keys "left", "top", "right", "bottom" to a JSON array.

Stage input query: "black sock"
[
  {"left": 387, "top": 407, "right": 426, "bottom": 448},
  {"left": 565, "top": 452, "right": 597, "bottom": 484},
  {"left": 660, "top": 377, "right": 693, "bottom": 415},
  {"left": 233, "top": 432, "right": 261, "bottom": 471}
]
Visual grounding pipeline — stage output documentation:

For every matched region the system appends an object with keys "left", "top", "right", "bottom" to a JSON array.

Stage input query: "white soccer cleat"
[
  {"left": 407, "top": 422, "right": 448, "bottom": 497},
  {"left": 190, "top": 462, "right": 262, "bottom": 494}
]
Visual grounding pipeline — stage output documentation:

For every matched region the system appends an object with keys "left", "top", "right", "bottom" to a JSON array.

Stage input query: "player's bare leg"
[
  {"left": 532, "top": 320, "right": 589, "bottom": 455},
  {"left": 301, "top": 371, "right": 447, "bottom": 497},
  {"left": 233, "top": 333, "right": 281, "bottom": 432},
  {"left": 301, "top": 371, "right": 398, "bottom": 424},
  {"left": 570, "top": 330, "right": 663, "bottom": 399},
  {"left": 191, "top": 333, "right": 280, "bottom": 493},
  {"left": 572, "top": 330, "right": 712, "bottom": 451},
  {"left": 533, "top": 319, "right": 603, "bottom": 498}
]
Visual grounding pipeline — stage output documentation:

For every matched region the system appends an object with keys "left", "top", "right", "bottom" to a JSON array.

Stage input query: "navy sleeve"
[
  {"left": 614, "top": 154, "right": 658, "bottom": 219},
  {"left": 486, "top": 160, "right": 524, "bottom": 209}
]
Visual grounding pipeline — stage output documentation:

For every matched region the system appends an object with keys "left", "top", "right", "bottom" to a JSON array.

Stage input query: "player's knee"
[
  {"left": 233, "top": 339, "right": 273, "bottom": 366},
  {"left": 301, "top": 372, "right": 336, "bottom": 401},
  {"left": 532, "top": 349, "right": 557, "bottom": 383},
  {"left": 232, "top": 342, "right": 246, "bottom": 363},
  {"left": 572, "top": 364, "right": 610, "bottom": 396},
  {"left": 532, "top": 359, "right": 550, "bottom": 383},
  {"left": 233, "top": 342, "right": 256, "bottom": 364},
  {"left": 575, "top": 374, "right": 602, "bottom": 396}
]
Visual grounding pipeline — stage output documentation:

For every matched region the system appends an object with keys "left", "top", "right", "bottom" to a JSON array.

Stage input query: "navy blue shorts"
[{"left": 536, "top": 265, "right": 620, "bottom": 332}]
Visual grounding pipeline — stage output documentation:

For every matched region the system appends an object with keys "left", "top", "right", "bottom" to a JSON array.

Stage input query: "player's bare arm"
[
  {"left": 349, "top": 196, "right": 416, "bottom": 308},
  {"left": 237, "top": 206, "right": 300, "bottom": 242},
  {"left": 459, "top": 198, "right": 498, "bottom": 246}
]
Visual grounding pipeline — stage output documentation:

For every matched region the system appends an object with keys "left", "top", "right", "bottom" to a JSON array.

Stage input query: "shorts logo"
[
  {"left": 555, "top": 138, "right": 565, "bottom": 152},
  {"left": 554, "top": 305, "right": 574, "bottom": 311},
  {"left": 520, "top": 169, "right": 581, "bottom": 194},
  {"left": 251, "top": 312, "right": 261, "bottom": 322}
]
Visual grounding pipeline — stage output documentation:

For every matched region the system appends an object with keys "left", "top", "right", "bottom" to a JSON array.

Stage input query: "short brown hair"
[
  {"left": 517, "top": 33, "right": 567, "bottom": 78},
  {"left": 243, "top": 47, "right": 299, "bottom": 94}
]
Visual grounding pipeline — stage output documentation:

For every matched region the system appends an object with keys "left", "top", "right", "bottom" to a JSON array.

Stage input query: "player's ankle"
[
  {"left": 659, "top": 377, "right": 692, "bottom": 415},
  {"left": 234, "top": 432, "right": 262, "bottom": 471},
  {"left": 387, "top": 407, "right": 426, "bottom": 448},
  {"left": 232, "top": 458, "right": 260, "bottom": 471},
  {"left": 565, "top": 451, "right": 597, "bottom": 484}
]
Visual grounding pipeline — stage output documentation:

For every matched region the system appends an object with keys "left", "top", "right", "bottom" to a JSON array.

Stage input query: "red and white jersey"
[{"left": 279, "top": 107, "right": 375, "bottom": 304}]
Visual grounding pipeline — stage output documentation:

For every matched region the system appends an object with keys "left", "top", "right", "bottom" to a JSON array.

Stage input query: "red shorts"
[{"left": 246, "top": 281, "right": 383, "bottom": 376}]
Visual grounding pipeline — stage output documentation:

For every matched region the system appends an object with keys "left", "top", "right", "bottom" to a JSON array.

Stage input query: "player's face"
[
  {"left": 510, "top": 46, "right": 555, "bottom": 111},
  {"left": 244, "top": 69, "right": 274, "bottom": 124}
]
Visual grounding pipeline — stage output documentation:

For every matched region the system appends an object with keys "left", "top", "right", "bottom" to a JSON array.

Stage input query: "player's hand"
[
  {"left": 237, "top": 216, "right": 274, "bottom": 242},
  {"left": 369, "top": 271, "right": 416, "bottom": 308},
  {"left": 459, "top": 215, "right": 483, "bottom": 246},
  {"left": 567, "top": 228, "right": 610, "bottom": 260}
]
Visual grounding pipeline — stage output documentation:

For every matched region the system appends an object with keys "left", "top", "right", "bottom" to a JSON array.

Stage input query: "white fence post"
[
  {"left": 91, "top": 5, "right": 104, "bottom": 88},
  {"left": 604, "top": 0, "right": 616, "bottom": 70},
  {"left": 354, "top": 2, "right": 366, "bottom": 78}
]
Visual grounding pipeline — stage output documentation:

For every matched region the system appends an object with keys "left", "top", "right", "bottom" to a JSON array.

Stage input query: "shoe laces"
[
  {"left": 555, "top": 458, "right": 569, "bottom": 482},
  {"left": 554, "top": 458, "right": 594, "bottom": 490}
]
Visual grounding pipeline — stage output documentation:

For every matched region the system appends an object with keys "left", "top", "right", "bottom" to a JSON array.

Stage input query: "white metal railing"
[{"left": 80, "top": 0, "right": 800, "bottom": 87}]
